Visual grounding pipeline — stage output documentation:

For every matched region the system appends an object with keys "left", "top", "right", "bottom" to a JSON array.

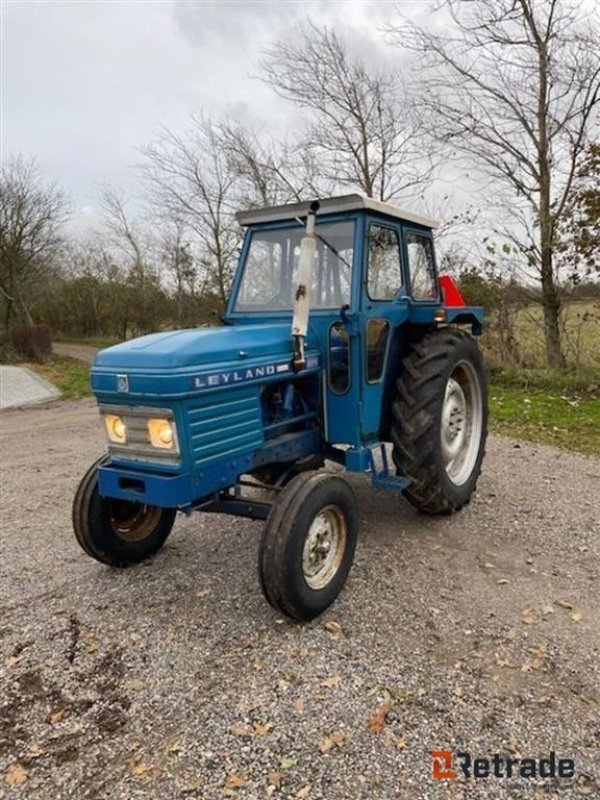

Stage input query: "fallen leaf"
[
  {"left": 50, "top": 708, "right": 66, "bottom": 724},
  {"left": 556, "top": 599, "right": 574, "bottom": 610},
  {"left": 230, "top": 722, "right": 250, "bottom": 737},
  {"left": 196, "top": 589, "right": 211, "bottom": 598},
  {"left": 496, "top": 578, "right": 510, "bottom": 585},
  {"left": 367, "top": 703, "right": 391, "bottom": 733},
  {"left": 396, "top": 737, "right": 407, "bottom": 750},
  {"left": 253, "top": 721, "right": 273, "bottom": 737},
  {"left": 4, "top": 764, "right": 27, "bottom": 785},
  {"left": 166, "top": 740, "right": 182, "bottom": 754},
  {"left": 483, "top": 562, "right": 495, "bottom": 569},
  {"left": 319, "top": 730, "right": 347, "bottom": 753},
  {"left": 496, "top": 657, "right": 519, "bottom": 669},
  {"left": 86, "top": 642, "right": 97, "bottom": 654},
  {"left": 225, "top": 773, "right": 248, "bottom": 790},
  {"left": 453, "top": 687, "right": 464, "bottom": 697},
  {"left": 321, "top": 675, "right": 341, "bottom": 689},
  {"left": 4, "top": 655, "right": 23, "bottom": 667},
  {"left": 253, "top": 656, "right": 263, "bottom": 671},
  {"left": 296, "top": 786, "right": 311, "bottom": 798},
  {"left": 131, "top": 761, "right": 151, "bottom": 779},
  {"left": 323, "top": 620, "right": 341, "bottom": 634},
  {"left": 267, "top": 771, "right": 282, "bottom": 788},
  {"left": 571, "top": 611, "right": 583, "bottom": 622},
  {"left": 293, "top": 698, "right": 305, "bottom": 712},
  {"left": 280, "top": 755, "right": 297, "bottom": 770},
  {"left": 540, "top": 604, "right": 555, "bottom": 616},
  {"left": 25, "top": 744, "right": 44, "bottom": 758},
  {"left": 125, "top": 679, "right": 146, "bottom": 691}
]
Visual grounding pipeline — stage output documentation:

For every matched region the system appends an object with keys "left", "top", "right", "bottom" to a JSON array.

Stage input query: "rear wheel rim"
[
  {"left": 302, "top": 505, "right": 347, "bottom": 590},
  {"left": 441, "top": 360, "right": 483, "bottom": 486},
  {"left": 108, "top": 500, "right": 162, "bottom": 542}
]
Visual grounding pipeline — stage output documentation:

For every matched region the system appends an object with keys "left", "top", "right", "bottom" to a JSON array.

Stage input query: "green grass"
[
  {"left": 490, "top": 368, "right": 600, "bottom": 455},
  {"left": 27, "top": 356, "right": 91, "bottom": 399}
]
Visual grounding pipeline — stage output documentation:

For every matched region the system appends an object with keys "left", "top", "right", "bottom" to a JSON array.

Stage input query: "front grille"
[{"left": 187, "top": 389, "right": 263, "bottom": 469}]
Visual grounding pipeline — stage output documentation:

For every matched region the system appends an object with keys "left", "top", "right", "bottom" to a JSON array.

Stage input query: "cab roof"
[{"left": 236, "top": 193, "right": 439, "bottom": 230}]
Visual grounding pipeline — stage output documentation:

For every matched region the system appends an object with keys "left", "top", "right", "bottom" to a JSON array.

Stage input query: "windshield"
[{"left": 233, "top": 220, "right": 355, "bottom": 312}]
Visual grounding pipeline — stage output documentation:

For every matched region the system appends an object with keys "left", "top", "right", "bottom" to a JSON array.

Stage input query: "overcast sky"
[{"left": 2, "top": 0, "right": 434, "bottom": 231}]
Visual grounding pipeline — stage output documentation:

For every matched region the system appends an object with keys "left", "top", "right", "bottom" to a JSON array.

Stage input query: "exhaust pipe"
[{"left": 292, "top": 200, "right": 319, "bottom": 372}]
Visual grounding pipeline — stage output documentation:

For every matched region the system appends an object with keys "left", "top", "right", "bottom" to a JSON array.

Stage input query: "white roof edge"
[{"left": 236, "top": 193, "right": 440, "bottom": 230}]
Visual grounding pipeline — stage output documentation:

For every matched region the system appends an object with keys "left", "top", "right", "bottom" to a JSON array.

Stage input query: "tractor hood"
[
  {"left": 91, "top": 323, "right": 321, "bottom": 400},
  {"left": 93, "top": 323, "right": 309, "bottom": 370}
]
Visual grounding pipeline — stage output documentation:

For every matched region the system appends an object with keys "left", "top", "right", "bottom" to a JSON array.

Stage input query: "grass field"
[
  {"left": 27, "top": 356, "right": 91, "bottom": 399},
  {"left": 483, "top": 300, "right": 600, "bottom": 370},
  {"left": 489, "top": 370, "right": 600, "bottom": 455}
]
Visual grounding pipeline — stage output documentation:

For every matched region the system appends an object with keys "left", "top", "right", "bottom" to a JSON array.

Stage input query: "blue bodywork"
[{"left": 91, "top": 207, "right": 484, "bottom": 510}]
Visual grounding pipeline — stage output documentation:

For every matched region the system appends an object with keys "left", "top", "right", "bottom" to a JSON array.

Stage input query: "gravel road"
[
  {"left": 1, "top": 400, "right": 599, "bottom": 799},
  {"left": 52, "top": 343, "right": 99, "bottom": 364}
]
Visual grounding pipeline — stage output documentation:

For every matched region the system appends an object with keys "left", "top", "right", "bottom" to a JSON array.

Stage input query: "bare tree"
[
  {"left": 141, "top": 117, "right": 240, "bottom": 310},
  {"left": 555, "top": 139, "right": 600, "bottom": 281},
  {"left": 0, "top": 156, "right": 67, "bottom": 333},
  {"left": 100, "top": 187, "right": 166, "bottom": 336},
  {"left": 388, "top": 0, "right": 600, "bottom": 367},
  {"left": 215, "top": 120, "right": 302, "bottom": 207},
  {"left": 159, "top": 219, "right": 200, "bottom": 327},
  {"left": 261, "top": 22, "right": 434, "bottom": 203}
]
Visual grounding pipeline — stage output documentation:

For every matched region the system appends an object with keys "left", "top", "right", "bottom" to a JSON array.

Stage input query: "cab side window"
[
  {"left": 406, "top": 233, "right": 437, "bottom": 300},
  {"left": 367, "top": 225, "right": 402, "bottom": 300}
]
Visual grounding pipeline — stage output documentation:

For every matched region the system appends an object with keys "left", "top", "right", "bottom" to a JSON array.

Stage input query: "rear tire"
[
  {"left": 258, "top": 472, "right": 358, "bottom": 621},
  {"left": 72, "top": 456, "right": 177, "bottom": 566},
  {"left": 391, "top": 328, "right": 488, "bottom": 514}
]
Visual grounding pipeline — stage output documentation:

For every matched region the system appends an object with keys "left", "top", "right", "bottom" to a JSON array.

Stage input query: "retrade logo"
[
  {"left": 431, "top": 750, "right": 575, "bottom": 781},
  {"left": 431, "top": 750, "right": 457, "bottom": 780}
]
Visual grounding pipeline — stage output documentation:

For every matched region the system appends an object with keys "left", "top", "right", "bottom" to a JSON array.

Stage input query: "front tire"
[
  {"left": 391, "top": 328, "right": 488, "bottom": 514},
  {"left": 72, "top": 456, "right": 177, "bottom": 566},
  {"left": 258, "top": 472, "right": 358, "bottom": 621}
]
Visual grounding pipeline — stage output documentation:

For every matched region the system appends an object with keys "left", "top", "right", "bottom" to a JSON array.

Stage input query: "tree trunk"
[
  {"left": 541, "top": 260, "right": 565, "bottom": 368},
  {"left": 536, "top": 38, "right": 566, "bottom": 370}
]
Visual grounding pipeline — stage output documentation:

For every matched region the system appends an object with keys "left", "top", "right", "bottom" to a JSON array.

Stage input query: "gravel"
[{"left": 0, "top": 400, "right": 599, "bottom": 799}]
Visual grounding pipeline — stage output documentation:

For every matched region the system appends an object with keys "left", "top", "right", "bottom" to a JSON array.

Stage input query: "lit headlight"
[
  {"left": 105, "top": 414, "right": 126, "bottom": 444},
  {"left": 147, "top": 418, "right": 177, "bottom": 450},
  {"left": 100, "top": 405, "right": 180, "bottom": 463}
]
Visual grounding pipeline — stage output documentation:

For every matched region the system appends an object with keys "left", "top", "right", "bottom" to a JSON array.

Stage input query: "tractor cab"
[{"left": 229, "top": 194, "right": 483, "bottom": 463}]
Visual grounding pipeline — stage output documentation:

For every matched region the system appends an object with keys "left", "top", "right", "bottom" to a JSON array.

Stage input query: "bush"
[{"left": 9, "top": 324, "right": 53, "bottom": 361}]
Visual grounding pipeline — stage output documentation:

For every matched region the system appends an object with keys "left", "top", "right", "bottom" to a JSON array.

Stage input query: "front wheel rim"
[
  {"left": 108, "top": 500, "right": 162, "bottom": 542},
  {"left": 302, "top": 505, "right": 347, "bottom": 590},
  {"left": 441, "top": 360, "right": 483, "bottom": 486}
]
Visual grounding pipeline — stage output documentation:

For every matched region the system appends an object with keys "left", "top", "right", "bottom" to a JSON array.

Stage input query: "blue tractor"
[{"left": 73, "top": 195, "right": 488, "bottom": 621}]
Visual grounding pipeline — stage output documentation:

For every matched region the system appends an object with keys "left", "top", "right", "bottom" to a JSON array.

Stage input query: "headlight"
[
  {"left": 147, "top": 418, "right": 177, "bottom": 450},
  {"left": 105, "top": 414, "right": 126, "bottom": 444},
  {"left": 100, "top": 405, "right": 180, "bottom": 463}
]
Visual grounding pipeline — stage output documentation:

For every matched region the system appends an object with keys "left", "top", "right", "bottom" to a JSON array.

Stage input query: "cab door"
[{"left": 359, "top": 219, "right": 409, "bottom": 438}]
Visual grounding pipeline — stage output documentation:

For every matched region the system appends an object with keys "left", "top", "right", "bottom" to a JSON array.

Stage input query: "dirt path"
[
  {"left": 0, "top": 401, "right": 599, "bottom": 798},
  {"left": 52, "top": 343, "right": 99, "bottom": 364}
]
